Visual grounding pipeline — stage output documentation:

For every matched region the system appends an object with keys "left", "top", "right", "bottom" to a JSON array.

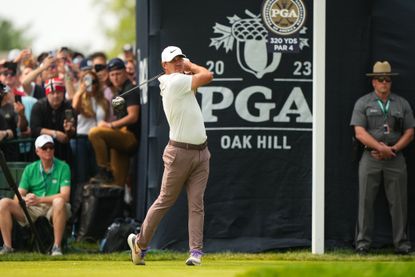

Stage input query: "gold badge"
[{"left": 262, "top": 0, "right": 306, "bottom": 36}]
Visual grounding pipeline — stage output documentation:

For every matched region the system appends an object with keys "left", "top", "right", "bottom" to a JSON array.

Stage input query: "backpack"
[
  {"left": 99, "top": 217, "right": 141, "bottom": 253},
  {"left": 76, "top": 183, "right": 125, "bottom": 242}
]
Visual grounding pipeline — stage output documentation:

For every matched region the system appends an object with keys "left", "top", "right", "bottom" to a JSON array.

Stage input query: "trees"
[
  {"left": 0, "top": 18, "right": 30, "bottom": 51},
  {"left": 94, "top": 0, "right": 135, "bottom": 57}
]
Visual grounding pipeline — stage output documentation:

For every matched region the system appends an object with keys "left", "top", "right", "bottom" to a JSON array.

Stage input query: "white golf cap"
[
  {"left": 161, "top": 46, "right": 186, "bottom": 62},
  {"left": 35, "top": 134, "right": 54, "bottom": 149}
]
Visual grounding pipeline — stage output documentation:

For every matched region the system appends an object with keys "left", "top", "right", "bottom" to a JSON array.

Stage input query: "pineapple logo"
[
  {"left": 210, "top": 10, "right": 280, "bottom": 79},
  {"left": 210, "top": 9, "right": 309, "bottom": 79}
]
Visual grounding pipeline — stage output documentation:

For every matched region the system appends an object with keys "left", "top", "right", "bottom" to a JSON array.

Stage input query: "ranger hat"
[{"left": 366, "top": 61, "right": 399, "bottom": 76}]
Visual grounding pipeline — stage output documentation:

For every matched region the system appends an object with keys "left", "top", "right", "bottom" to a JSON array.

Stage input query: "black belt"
[{"left": 168, "top": 140, "right": 207, "bottom": 150}]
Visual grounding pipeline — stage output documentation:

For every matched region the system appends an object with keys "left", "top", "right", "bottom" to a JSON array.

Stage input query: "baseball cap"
[
  {"left": 79, "top": 59, "right": 93, "bottom": 71},
  {"left": 35, "top": 135, "right": 54, "bottom": 149},
  {"left": 161, "top": 46, "right": 186, "bottom": 62},
  {"left": 45, "top": 78, "right": 65, "bottom": 95},
  {"left": 123, "top": 43, "right": 133, "bottom": 52},
  {"left": 107, "top": 58, "right": 126, "bottom": 71},
  {"left": 3, "top": 62, "right": 17, "bottom": 75}
]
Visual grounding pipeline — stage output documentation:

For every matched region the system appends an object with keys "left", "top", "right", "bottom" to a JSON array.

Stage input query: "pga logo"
[{"left": 261, "top": 0, "right": 306, "bottom": 36}]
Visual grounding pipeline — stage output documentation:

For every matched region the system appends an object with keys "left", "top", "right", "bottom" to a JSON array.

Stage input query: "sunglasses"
[
  {"left": 0, "top": 72, "right": 16, "bottom": 77},
  {"left": 41, "top": 145, "right": 55, "bottom": 151},
  {"left": 94, "top": 64, "right": 107, "bottom": 72},
  {"left": 375, "top": 76, "right": 392, "bottom": 83}
]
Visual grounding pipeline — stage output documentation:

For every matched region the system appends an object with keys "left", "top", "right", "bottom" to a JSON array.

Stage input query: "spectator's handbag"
[
  {"left": 77, "top": 183, "right": 124, "bottom": 241},
  {"left": 99, "top": 217, "right": 141, "bottom": 253}
]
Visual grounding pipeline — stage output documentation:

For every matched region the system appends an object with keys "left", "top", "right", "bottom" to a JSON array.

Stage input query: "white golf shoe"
[
  {"left": 185, "top": 249, "right": 203, "bottom": 266},
  {"left": 127, "top": 233, "right": 146, "bottom": 265}
]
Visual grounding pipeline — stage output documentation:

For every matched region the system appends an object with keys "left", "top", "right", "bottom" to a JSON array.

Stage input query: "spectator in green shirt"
[{"left": 0, "top": 134, "right": 71, "bottom": 256}]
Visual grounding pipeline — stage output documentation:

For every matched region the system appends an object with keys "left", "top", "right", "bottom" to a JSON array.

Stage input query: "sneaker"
[
  {"left": 51, "top": 245, "right": 63, "bottom": 256},
  {"left": 127, "top": 234, "right": 146, "bottom": 265},
  {"left": 90, "top": 167, "right": 114, "bottom": 184},
  {"left": 355, "top": 247, "right": 369, "bottom": 256},
  {"left": 185, "top": 249, "right": 203, "bottom": 266},
  {"left": 0, "top": 245, "right": 14, "bottom": 255}
]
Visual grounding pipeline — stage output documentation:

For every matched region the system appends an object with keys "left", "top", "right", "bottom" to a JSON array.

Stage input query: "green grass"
[{"left": 1, "top": 246, "right": 415, "bottom": 277}]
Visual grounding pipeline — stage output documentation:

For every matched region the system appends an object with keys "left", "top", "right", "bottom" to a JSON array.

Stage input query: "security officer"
[{"left": 350, "top": 61, "right": 415, "bottom": 255}]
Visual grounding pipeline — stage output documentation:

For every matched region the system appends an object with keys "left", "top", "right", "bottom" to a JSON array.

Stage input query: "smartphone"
[
  {"left": 64, "top": 109, "right": 74, "bottom": 121},
  {"left": 49, "top": 50, "right": 57, "bottom": 58}
]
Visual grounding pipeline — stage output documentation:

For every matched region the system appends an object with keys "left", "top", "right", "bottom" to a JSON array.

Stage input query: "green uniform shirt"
[{"left": 19, "top": 158, "right": 71, "bottom": 197}]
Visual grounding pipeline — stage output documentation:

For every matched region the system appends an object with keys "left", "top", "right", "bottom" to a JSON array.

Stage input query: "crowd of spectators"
[{"left": 0, "top": 44, "right": 138, "bottom": 204}]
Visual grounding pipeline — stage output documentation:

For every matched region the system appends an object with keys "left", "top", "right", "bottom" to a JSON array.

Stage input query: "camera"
[
  {"left": 112, "top": 96, "right": 127, "bottom": 119},
  {"left": 0, "top": 83, "right": 10, "bottom": 94},
  {"left": 64, "top": 109, "right": 74, "bottom": 121}
]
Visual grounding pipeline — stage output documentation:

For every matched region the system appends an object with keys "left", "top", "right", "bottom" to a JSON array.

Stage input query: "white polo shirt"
[{"left": 159, "top": 73, "right": 207, "bottom": 144}]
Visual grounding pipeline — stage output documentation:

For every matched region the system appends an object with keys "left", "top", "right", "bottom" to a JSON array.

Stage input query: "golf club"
[{"left": 111, "top": 72, "right": 164, "bottom": 112}]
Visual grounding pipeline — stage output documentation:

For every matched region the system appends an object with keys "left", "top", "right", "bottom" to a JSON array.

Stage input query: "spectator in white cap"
[
  {"left": 122, "top": 43, "right": 135, "bottom": 61},
  {"left": 0, "top": 134, "right": 71, "bottom": 256}
]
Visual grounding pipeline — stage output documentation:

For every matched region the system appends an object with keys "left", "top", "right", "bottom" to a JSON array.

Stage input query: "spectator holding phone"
[
  {"left": 72, "top": 70, "right": 110, "bottom": 184},
  {"left": 21, "top": 53, "right": 57, "bottom": 100},
  {"left": 55, "top": 47, "right": 76, "bottom": 100},
  {"left": 30, "top": 78, "right": 76, "bottom": 164},
  {"left": 22, "top": 48, "right": 75, "bottom": 101},
  {"left": 0, "top": 82, "right": 18, "bottom": 160},
  {"left": 1, "top": 61, "right": 37, "bottom": 134},
  {"left": 90, "top": 52, "right": 115, "bottom": 121},
  {"left": 0, "top": 64, "right": 29, "bottom": 160},
  {"left": 0, "top": 61, "right": 37, "bottom": 160}
]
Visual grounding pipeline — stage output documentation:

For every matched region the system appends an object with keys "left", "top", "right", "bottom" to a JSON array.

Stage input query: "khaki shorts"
[{"left": 17, "top": 203, "right": 72, "bottom": 227}]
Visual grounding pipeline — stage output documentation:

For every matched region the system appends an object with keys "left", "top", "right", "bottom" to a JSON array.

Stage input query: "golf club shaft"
[{"left": 118, "top": 72, "right": 164, "bottom": 98}]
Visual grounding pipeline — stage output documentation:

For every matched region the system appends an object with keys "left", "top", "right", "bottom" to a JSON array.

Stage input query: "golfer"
[{"left": 128, "top": 46, "right": 213, "bottom": 266}]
